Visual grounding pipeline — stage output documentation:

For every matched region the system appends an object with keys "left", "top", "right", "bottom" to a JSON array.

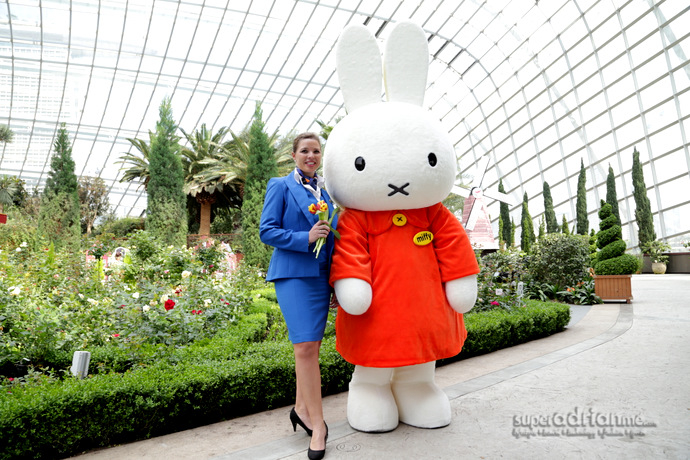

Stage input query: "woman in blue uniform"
[{"left": 259, "top": 132, "right": 336, "bottom": 460}]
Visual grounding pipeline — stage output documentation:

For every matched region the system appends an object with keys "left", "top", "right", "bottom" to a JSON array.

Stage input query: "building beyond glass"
[{"left": 1, "top": 0, "right": 688, "bottom": 249}]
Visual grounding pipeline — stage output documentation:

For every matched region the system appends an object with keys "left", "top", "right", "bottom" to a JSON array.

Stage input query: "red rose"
[
  {"left": 164, "top": 299, "right": 176, "bottom": 311},
  {"left": 112, "top": 333, "right": 120, "bottom": 338}
]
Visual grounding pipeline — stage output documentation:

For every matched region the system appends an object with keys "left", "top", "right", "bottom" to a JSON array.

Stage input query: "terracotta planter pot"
[
  {"left": 651, "top": 262, "right": 667, "bottom": 274},
  {"left": 594, "top": 274, "right": 633, "bottom": 303}
]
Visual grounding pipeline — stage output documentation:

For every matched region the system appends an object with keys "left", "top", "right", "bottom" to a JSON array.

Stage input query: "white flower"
[
  {"left": 9, "top": 286, "right": 21, "bottom": 296},
  {"left": 142, "top": 305, "right": 150, "bottom": 312},
  {"left": 132, "top": 292, "right": 140, "bottom": 299},
  {"left": 87, "top": 298, "right": 97, "bottom": 305},
  {"left": 20, "top": 242, "right": 28, "bottom": 247},
  {"left": 78, "top": 293, "right": 84, "bottom": 299},
  {"left": 204, "top": 299, "right": 212, "bottom": 305},
  {"left": 16, "top": 247, "right": 21, "bottom": 252},
  {"left": 160, "top": 294, "right": 169, "bottom": 303},
  {"left": 181, "top": 270, "right": 192, "bottom": 279}
]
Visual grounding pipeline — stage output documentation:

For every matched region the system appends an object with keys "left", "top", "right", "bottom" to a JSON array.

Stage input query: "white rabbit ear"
[
  {"left": 383, "top": 21, "right": 429, "bottom": 106},
  {"left": 336, "top": 24, "right": 382, "bottom": 113}
]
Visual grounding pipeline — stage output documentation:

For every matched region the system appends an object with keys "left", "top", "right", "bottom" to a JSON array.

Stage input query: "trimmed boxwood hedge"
[{"left": 0, "top": 296, "right": 569, "bottom": 459}]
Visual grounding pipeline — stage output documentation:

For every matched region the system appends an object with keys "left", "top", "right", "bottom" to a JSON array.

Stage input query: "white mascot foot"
[
  {"left": 391, "top": 361, "right": 451, "bottom": 428},
  {"left": 347, "top": 365, "right": 399, "bottom": 432}
]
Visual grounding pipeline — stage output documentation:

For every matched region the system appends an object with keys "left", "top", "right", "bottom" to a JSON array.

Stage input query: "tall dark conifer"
[
  {"left": 146, "top": 97, "right": 187, "bottom": 246},
  {"left": 498, "top": 179, "right": 512, "bottom": 247},
  {"left": 576, "top": 158, "right": 588, "bottom": 235},
  {"left": 631, "top": 147, "right": 656, "bottom": 247},
  {"left": 241, "top": 102, "right": 278, "bottom": 270},
  {"left": 520, "top": 192, "right": 535, "bottom": 253},
  {"left": 542, "top": 181, "right": 559, "bottom": 233},
  {"left": 38, "top": 123, "right": 81, "bottom": 250},
  {"left": 606, "top": 164, "right": 621, "bottom": 225}
]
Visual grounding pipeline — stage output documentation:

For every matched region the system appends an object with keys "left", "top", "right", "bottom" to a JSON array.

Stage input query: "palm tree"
[
  {"left": 179, "top": 124, "right": 233, "bottom": 236},
  {"left": 0, "top": 124, "right": 14, "bottom": 144},
  {"left": 0, "top": 175, "right": 19, "bottom": 213},
  {"left": 192, "top": 127, "right": 293, "bottom": 209},
  {"left": 117, "top": 131, "right": 155, "bottom": 190}
]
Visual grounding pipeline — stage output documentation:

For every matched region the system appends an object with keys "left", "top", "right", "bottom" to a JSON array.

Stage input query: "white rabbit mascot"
[{"left": 325, "top": 21, "right": 480, "bottom": 433}]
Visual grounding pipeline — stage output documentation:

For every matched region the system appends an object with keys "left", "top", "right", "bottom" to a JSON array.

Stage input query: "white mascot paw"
[
  {"left": 348, "top": 366, "right": 399, "bottom": 432},
  {"left": 391, "top": 362, "right": 451, "bottom": 428},
  {"left": 334, "top": 278, "right": 372, "bottom": 315},
  {"left": 445, "top": 275, "right": 478, "bottom": 314}
]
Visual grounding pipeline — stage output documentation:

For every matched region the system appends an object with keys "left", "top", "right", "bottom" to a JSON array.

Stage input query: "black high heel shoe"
[
  {"left": 307, "top": 422, "right": 328, "bottom": 460},
  {"left": 290, "top": 408, "right": 313, "bottom": 436}
]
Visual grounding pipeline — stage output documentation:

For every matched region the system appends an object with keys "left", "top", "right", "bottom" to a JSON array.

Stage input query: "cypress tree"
[
  {"left": 576, "top": 158, "right": 588, "bottom": 235},
  {"left": 241, "top": 102, "right": 278, "bottom": 270},
  {"left": 520, "top": 192, "right": 535, "bottom": 253},
  {"left": 498, "top": 212, "right": 504, "bottom": 250},
  {"left": 38, "top": 123, "right": 81, "bottom": 250},
  {"left": 498, "top": 179, "right": 512, "bottom": 247},
  {"left": 631, "top": 147, "right": 656, "bottom": 247},
  {"left": 561, "top": 215, "right": 570, "bottom": 235},
  {"left": 542, "top": 181, "right": 559, "bottom": 233},
  {"left": 146, "top": 97, "right": 187, "bottom": 247},
  {"left": 606, "top": 164, "right": 621, "bottom": 225},
  {"left": 511, "top": 217, "right": 516, "bottom": 247}
]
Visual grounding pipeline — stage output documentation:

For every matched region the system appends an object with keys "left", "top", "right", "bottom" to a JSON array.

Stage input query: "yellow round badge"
[
  {"left": 413, "top": 231, "right": 434, "bottom": 246},
  {"left": 392, "top": 213, "right": 407, "bottom": 226}
]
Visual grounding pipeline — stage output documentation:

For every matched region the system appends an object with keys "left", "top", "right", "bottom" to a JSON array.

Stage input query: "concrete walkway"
[{"left": 76, "top": 274, "right": 690, "bottom": 460}]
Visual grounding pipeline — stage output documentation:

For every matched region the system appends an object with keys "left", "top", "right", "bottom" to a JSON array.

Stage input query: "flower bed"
[{"left": 0, "top": 294, "right": 569, "bottom": 459}]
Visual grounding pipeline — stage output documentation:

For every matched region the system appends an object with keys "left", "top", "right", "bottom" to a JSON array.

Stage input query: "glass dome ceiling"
[{"left": 1, "top": 0, "right": 688, "bottom": 249}]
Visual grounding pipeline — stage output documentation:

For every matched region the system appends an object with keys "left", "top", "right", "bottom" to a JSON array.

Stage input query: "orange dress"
[{"left": 330, "top": 203, "right": 480, "bottom": 367}]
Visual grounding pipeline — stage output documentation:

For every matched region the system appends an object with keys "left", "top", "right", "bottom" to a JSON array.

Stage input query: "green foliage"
[
  {"left": 594, "top": 201, "right": 640, "bottom": 275},
  {"left": 476, "top": 249, "right": 527, "bottom": 312},
  {"left": 606, "top": 165, "right": 621, "bottom": 225},
  {"left": 520, "top": 192, "right": 535, "bottom": 253},
  {"left": 146, "top": 97, "right": 187, "bottom": 247},
  {"left": 39, "top": 124, "right": 80, "bottom": 250},
  {"left": 561, "top": 215, "right": 570, "bottom": 234},
  {"left": 1, "top": 292, "right": 569, "bottom": 459},
  {"left": 499, "top": 179, "right": 512, "bottom": 247},
  {"left": 441, "top": 300, "right": 571, "bottom": 361},
  {"left": 542, "top": 181, "right": 559, "bottom": 233},
  {"left": 241, "top": 102, "right": 278, "bottom": 270},
  {"left": 95, "top": 216, "right": 145, "bottom": 238},
  {"left": 631, "top": 147, "right": 656, "bottom": 247},
  {"left": 38, "top": 192, "right": 81, "bottom": 251},
  {"left": 0, "top": 124, "right": 14, "bottom": 143},
  {"left": 528, "top": 232, "right": 591, "bottom": 288},
  {"left": 640, "top": 239, "right": 671, "bottom": 264},
  {"left": 78, "top": 176, "right": 110, "bottom": 235},
  {"left": 43, "top": 124, "right": 79, "bottom": 198},
  {"left": 594, "top": 253, "right": 640, "bottom": 275},
  {"left": 0, "top": 175, "right": 28, "bottom": 212},
  {"left": 576, "top": 158, "right": 588, "bottom": 235}
]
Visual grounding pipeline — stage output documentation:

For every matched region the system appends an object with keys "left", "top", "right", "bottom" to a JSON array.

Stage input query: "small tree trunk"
[{"left": 196, "top": 191, "right": 216, "bottom": 236}]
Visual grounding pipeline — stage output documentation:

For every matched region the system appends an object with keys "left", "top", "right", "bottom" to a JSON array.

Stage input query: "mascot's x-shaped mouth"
[{"left": 388, "top": 183, "right": 410, "bottom": 196}]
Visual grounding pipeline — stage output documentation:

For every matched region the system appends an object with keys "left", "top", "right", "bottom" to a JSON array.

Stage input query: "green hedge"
[{"left": 0, "top": 298, "right": 570, "bottom": 459}]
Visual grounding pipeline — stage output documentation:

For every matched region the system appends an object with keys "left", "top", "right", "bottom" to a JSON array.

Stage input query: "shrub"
[
  {"left": 1, "top": 299, "right": 570, "bottom": 459},
  {"left": 528, "top": 233, "right": 591, "bottom": 287},
  {"left": 594, "top": 201, "right": 640, "bottom": 275},
  {"left": 475, "top": 248, "right": 527, "bottom": 312}
]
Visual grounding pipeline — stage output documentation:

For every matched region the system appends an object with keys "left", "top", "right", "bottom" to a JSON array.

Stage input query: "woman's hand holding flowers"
[{"left": 308, "top": 200, "right": 340, "bottom": 258}]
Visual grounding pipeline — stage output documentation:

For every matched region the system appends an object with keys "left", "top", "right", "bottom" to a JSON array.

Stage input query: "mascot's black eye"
[
  {"left": 354, "top": 156, "right": 366, "bottom": 171},
  {"left": 428, "top": 152, "right": 438, "bottom": 167}
]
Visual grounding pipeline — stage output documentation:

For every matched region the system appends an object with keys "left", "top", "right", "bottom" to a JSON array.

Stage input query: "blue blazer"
[{"left": 260, "top": 174, "right": 338, "bottom": 282}]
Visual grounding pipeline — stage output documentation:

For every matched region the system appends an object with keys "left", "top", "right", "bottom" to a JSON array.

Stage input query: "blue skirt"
[{"left": 274, "top": 269, "right": 331, "bottom": 344}]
